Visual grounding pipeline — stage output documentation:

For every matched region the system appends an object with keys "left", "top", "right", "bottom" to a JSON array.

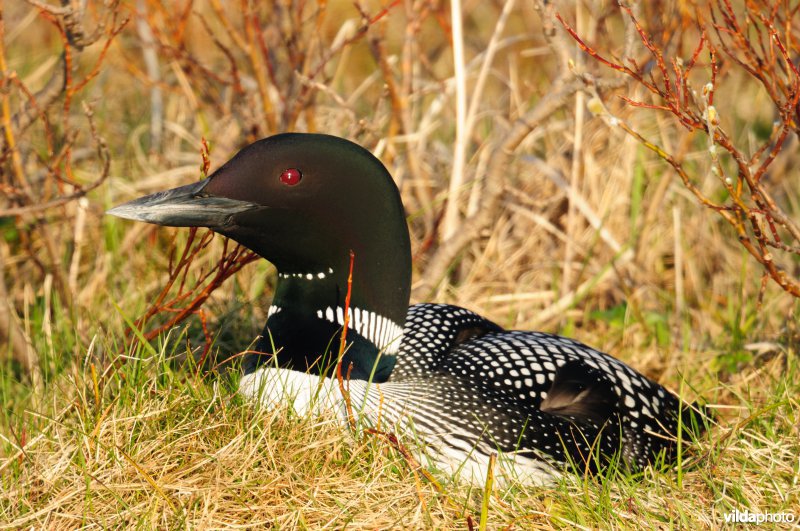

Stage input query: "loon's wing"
[
  {"left": 392, "top": 303, "right": 698, "bottom": 468},
  {"left": 539, "top": 359, "right": 620, "bottom": 425}
]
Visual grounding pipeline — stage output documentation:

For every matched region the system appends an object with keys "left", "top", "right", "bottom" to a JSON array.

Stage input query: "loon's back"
[{"left": 381, "top": 303, "right": 698, "bottom": 479}]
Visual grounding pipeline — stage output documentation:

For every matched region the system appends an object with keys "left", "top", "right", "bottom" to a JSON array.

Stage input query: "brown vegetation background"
[{"left": 3, "top": 0, "right": 797, "bottom": 377}]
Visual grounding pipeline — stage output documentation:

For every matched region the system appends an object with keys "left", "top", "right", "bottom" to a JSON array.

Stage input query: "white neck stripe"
[{"left": 316, "top": 305, "right": 402, "bottom": 354}]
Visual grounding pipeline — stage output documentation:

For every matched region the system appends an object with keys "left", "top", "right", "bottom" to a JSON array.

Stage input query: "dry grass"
[
  {"left": 1, "top": 346, "right": 797, "bottom": 528},
  {"left": 0, "top": 366, "right": 455, "bottom": 527},
  {"left": 1, "top": 0, "right": 799, "bottom": 528}
]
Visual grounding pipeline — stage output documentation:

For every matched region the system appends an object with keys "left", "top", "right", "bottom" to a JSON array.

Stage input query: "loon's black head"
[{"left": 109, "top": 133, "right": 411, "bottom": 381}]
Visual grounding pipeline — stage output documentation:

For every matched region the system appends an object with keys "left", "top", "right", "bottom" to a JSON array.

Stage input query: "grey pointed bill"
[{"left": 106, "top": 177, "right": 258, "bottom": 228}]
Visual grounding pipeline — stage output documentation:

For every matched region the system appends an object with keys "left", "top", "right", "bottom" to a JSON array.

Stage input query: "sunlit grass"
[{"left": 1, "top": 281, "right": 798, "bottom": 528}]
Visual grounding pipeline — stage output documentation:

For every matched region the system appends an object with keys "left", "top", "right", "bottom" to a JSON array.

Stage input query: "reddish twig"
[
  {"left": 336, "top": 250, "right": 356, "bottom": 430},
  {"left": 561, "top": 0, "right": 800, "bottom": 299}
]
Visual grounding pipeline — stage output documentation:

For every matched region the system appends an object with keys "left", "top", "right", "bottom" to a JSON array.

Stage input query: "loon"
[{"left": 108, "top": 133, "right": 704, "bottom": 484}]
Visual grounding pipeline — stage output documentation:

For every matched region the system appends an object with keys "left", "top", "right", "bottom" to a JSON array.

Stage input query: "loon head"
[{"left": 108, "top": 133, "right": 411, "bottom": 381}]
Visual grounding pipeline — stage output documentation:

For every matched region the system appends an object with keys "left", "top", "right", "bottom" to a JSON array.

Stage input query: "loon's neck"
[{"left": 246, "top": 239, "right": 411, "bottom": 383}]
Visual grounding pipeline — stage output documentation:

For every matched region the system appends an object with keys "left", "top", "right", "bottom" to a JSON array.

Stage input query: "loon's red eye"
[{"left": 279, "top": 168, "right": 302, "bottom": 186}]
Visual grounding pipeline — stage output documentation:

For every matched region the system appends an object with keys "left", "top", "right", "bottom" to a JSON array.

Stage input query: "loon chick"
[{"left": 108, "top": 133, "right": 703, "bottom": 484}]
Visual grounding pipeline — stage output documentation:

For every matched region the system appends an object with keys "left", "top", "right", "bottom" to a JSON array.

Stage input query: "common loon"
[{"left": 108, "top": 133, "right": 704, "bottom": 484}]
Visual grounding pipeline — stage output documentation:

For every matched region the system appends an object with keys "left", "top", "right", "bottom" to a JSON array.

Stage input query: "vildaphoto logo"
[{"left": 724, "top": 509, "right": 796, "bottom": 524}]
